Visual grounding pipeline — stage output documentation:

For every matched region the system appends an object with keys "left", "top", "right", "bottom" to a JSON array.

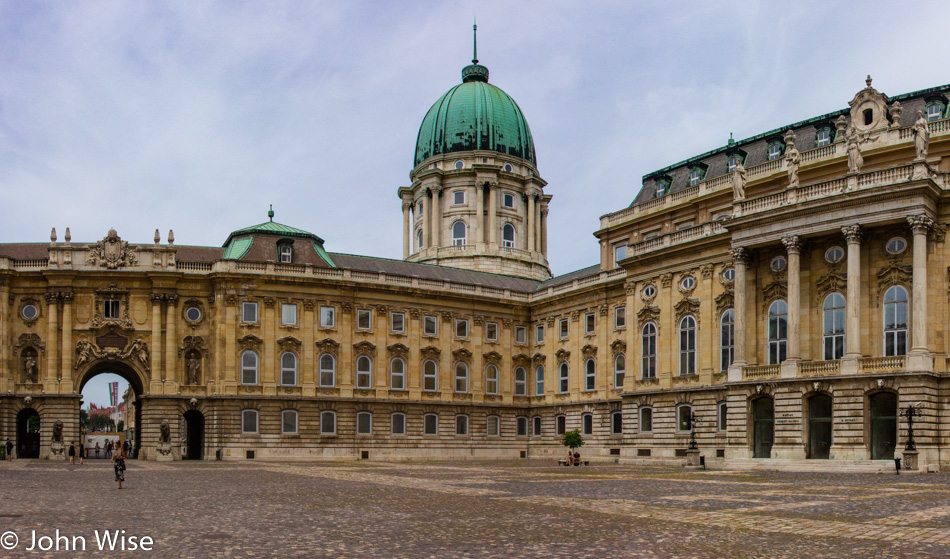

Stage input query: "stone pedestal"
[
  {"left": 902, "top": 450, "right": 919, "bottom": 472},
  {"left": 685, "top": 449, "right": 701, "bottom": 468},
  {"left": 155, "top": 442, "right": 174, "bottom": 462}
]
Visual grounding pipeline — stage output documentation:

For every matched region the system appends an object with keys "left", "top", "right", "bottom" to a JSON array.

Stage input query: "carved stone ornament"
[
  {"left": 581, "top": 344, "right": 597, "bottom": 359},
  {"left": 92, "top": 283, "right": 133, "bottom": 329},
  {"left": 660, "top": 273, "right": 673, "bottom": 288},
  {"left": 441, "top": 311, "right": 453, "bottom": 322},
  {"left": 781, "top": 235, "right": 803, "bottom": 254},
  {"left": 178, "top": 335, "right": 208, "bottom": 358},
  {"left": 387, "top": 343, "right": 410, "bottom": 359},
  {"left": 277, "top": 336, "right": 303, "bottom": 352},
  {"left": 502, "top": 319, "right": 512, "bottom": 329},
  {"left": 815, "top": 273, "right": 847, "bottom": 305},
  {"left": 184, "top": 351, "right": 202, "bottom": 385},
  {"left": 238, "top": 334, "right": 263, "bottom": 351},
  {"left": 420, "top": 346, "right": 441, "bottom": 360},
  {"left": 531, "top": 353, "right": 546, "bottom": 365},
  {"left": 846, "top": 126, "right": 864, "bottom": 174},
  {"left": 19, "top": 296, "right": 41, "bottom": 326},
  {"left": 730, "top": 246, "right": 751, "bottom": 266},
  {"left": 87, "top": 229, "right": 137, "bottom": 269},
  {"left": 673, "top": 298, "right": 701, "bottom": 325},
  {"left": 189, "top": 397, "right": 199, "bottom": 409},
  {"left": 715, "top": 291, "right": 734, "bottom": 316},
  {"left": 315, "top": 338, "right": 340, "bottom": 355},
  {"left": 555, "top": 348, "right": 571, "bottom": 362},
  {"left": 15, "top": 333, "right": 46, "bottom": 354},
  {"left": 353, "top": 340, "right": 376, "bottom": 357},
  {"left": 452, "top": 348, "right": 472, "bottom": 362},
  {"left": 761, "top": 281, "right": 788, "bottom": 312},
  {"left": 624, "top": 280, "right": 637, "bottom": 295},
  {"left": 636, "top": 305, "right": 660, "bottom": 329},
  {"left": 75, "top": 337, "right": 150, "bottom": 371},
  {"left": 876, "top": 378, "right": 885, "bottom": 389},
  {"left": 700, "top": 264, "right": 713, "bottom": 279},
  {"left": 610, "top": 339, "right": 627, "bottom": 355},
  {"left": 932, "top": 223, "right": 947, "bottom": 243},
  {"left": 677, "top": 274, "right": 696, "bottom": 297},
  {"left": 848, "top": 76, "right": 888, "bottom": 133},
  {"left": 907, "top": 214, "right": 934, "bottom": 236},
  {"left": 889, "top": 100, "right": 903, "bottom": 127},
  {"left": 52, "top": 420, "right": 64, "bottom": 443},
  {"left": 841, "top": 225, "right": 864, "bottom": 245},
  {"left": 875, "top": 263, "right": 912, "bottom": 305},
  {"left": 512, "top": 353, "right": 531, "bottom": 367},
  {"left": 913, "top": 110, "right": 930, "bottom": 161},
  {"left": 181, "top": 298, "right": 204, "bottom": 325},
  {"left": 483, "top": 351, "right": 502, "bottom": 365}
]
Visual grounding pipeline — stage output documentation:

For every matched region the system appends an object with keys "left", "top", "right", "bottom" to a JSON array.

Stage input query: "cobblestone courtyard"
[{"left": 1, "top": 459, "right": 949, "bottom": 558}]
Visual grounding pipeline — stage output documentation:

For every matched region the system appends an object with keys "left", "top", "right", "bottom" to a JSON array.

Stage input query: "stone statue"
[
  {"left": 75, "top": 340, "right": 96, "bottom": 369},
  {"left": 186, "top": 354, "right": 201, "bottom": 385},
  {"left": 23, "top": 353, "right": 38, "bottom": 383},
  {"left": 732, "top": 160, "right": 747, "bottom": 201},
  {"left": 785, "top": 144, "right": 800, "bottom": 188},
  {"left": 846, "top": 127, "right": 863, "bottom": 174},
  {"left": 128, "top": 339, "right": 150, "bottom": 370},
  {"left": 52, "top": 420, "right": 64, "bottom": 442},
  {"left": 159, "top": 420, "right": 171, "bottom": 444},
  {"left": 914, "top": 110, "right": 929, "bottom": 161}
]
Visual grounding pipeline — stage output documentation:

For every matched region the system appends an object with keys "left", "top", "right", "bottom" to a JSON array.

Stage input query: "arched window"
[
  {"left": 391, "top": 412, "right": 406, "bottom": 435},
  {"left": 532, "top": 415, "right": 542, "bottom": 436},
  {"left": 241, "top": 409, "right": 258, "bottom": 433},
  {"left": 535, "top": 365, "right": 545, "bottom": 395},
  {"left": 423, "top": 413, "right": 438, "bottom": 435},
  {"left": 241, "top": 350, "right": 258, "bottom": 385},
  {"left": 555, "top": 414, "right": 566, "bottom": 435},
  {"left": 319, "top": 353, "right": 335, "bottom": 387},
  {"left": 281, "top": 410, "right": 297, "bottom": 434},
  {"left": 280, "top": 352, "right": 297, "bottom": 386},
  {"left": 452, "top": 221, "right": 466, "bottom": 246},
  {"left": 416, "top": 229, "right": 423, "bottom": 251},
  {"left": 639, "top": 406, "right": 653, "bottom": 433},
  {"left": 613, "top": 354, "right": 625, "bottom": 388},
  {"left": 558, "top": 362, "right": 569, "bottom": 393},
  {"left": 513, "top": 366, "right": 526, "bottom": 396},
  {"left": 502, "top": 223, "right": 515, "bottom": 248},
  {"left": 320, "top": 411, "right": 336, "bottom": 435},
  {"left": 455, "top": 414, "right": 469, "bottom": 435},
  {"left": 642, "top": 323, "right": 657, "bottom": 379},
  {"left": 584, "top": 358, "right": 596, "bottom": 391},
  {"left": 720, "top": 309, "right": 735, "bottom": 372},
  {"left": 390, "top": 358, "right": 406, "bottom": 390},
  {"left": 356, "top": 355, "right": 372, "bottom": 389},
  {"left": 823, "top": 293, "right": 846, "bottom": 360},
  {"left": 679, "top": 316, "right": 697, "bottom": 375},
  {"left": 884, "top": 285, "right": 909, "bottom": 356},
  {"left": 486, "top": 364, "right": 499, "bottom": 395},
  {"left": 423, "top": 359, "right": 438, "bottom": 391},
  {"left": 582, "top": 413, "right": 593, "bottom": 435},
  {"left": 356, "top": 411, "right": 372, "bottom": 435},
  {"left": 455, "top": 362, "right": 469, "bottom": 393},
  {"left": 676, "top": 403, "right": 694, "bottom": 432},
  {"left": 768, "top": 300, "right": 788, "bottom": 365},
  {"left": 611, "top": 411, "right": 623, "bottom": 435}
]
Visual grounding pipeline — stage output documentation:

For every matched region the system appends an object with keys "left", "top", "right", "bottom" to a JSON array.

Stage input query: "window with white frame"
[
  {"left": 281, "top": 409, "right": 298, "bottom": 434},
  {"left": 241, "top": 350, "right": 258, "bottom": 385},
  {"left": 584, "top": 358, "right": 596, "bottom": 391},
  {"left": 455, "top": 318, "right": 469, "bottom": 339},
  {"left": 423, "top": 315, "right": 438, "bottom": 336},
  {"left": 654, "top": 179, "right": 669, "bottom": 197},
  {"left": 767, "top": 142, "right": 783, "bottom": 160},
  {"left": 516, "top": 416, "right": 528, "bottom": 436},
  {"left": 515, "top": 326, "right": 527, "bottom": 344},
  {"left": 280, "top": 352, "right": 297, "bottom": 386},
  {"left": 390, "top": 358, "right": 406, "bottom": 390},
  {"left": 720, "top": 309, "right": 735, "bottom": 372},
  {"left": 642, "top": 323, "right": 657, "bottom": 379},
  {"left": 639, "top": 407, "right": 653, "bottom": 433},
  {"left": 502, "top": 224, "right": 515, "bottom": 248},
  {"left": 558, "top": 318, "right": 569, "bottom": 339},
  {"left": 727, "top": 155, "right": 740, "bottom": 172},
  {"left": 485, "top": 321, "right": 498, "bottom": 342},
  {"left": 614, "top": 244, "right": 626, "bottom": 264},
  {"left": 453, "top": 190, "right": 465, "bottom": 205},
  {"left": 281, "top": 303, "right": 297, "bottom": 326},
  {"left": 558, "top": 362, "right": 569, "bottom": 393},
  {"left": 319, "top": 353, "right": 335, "bottom": 387},
  {"left": 689, "top": 167, "right": 704, "bottom": 186},
  {"left": 718, "top": 401, "right": 728, "bottom": 432},
  {"left": 536, "top": 323, "right": 545, "bottom": 343},
  {"left": 532, "top": 415, "right": 542, "bottom": 436},
  {"left": 555, "top": 414, "right": 566, "bottom": 435},
  {"left": 242, "top": 301, "right": 258, "bottom": 323},
  {"left": 677, "top": 403, "right": 694, "bottom": 432},
  {"left": 356, "top": 355, "right": 372, "bottom": 389},
  {"left": 614, "top": 354, "right": 625, "bottom": 388},
  {"left": 452, "top": 221, "right": 466, "bottom": 246},
  {"left": 884, "top": 285, "right": 908, "bottom": 356},
  {"left": 454, "top": 362, "right": 469, "bottom": 393},
  {"left": 320, "top": 410, "right": 336, "bottom": 435},
  {"left": 513, "top": 366, "right": 526, "bottom": 396},
  {"left": 423, "top": 360, "right": 438, "bottom": 391},
  {"left": 823, "top": 293, "right": 846, "bottom": 360},
  {"left": 485, "top": 364, "right": 499, "bottom": 395},
  {"left": 391, "top": 412, "right": 406, "bottom": 435},
  {"left": 816, "top": 127, "right": 831, "bottom": 146},
  {"left": 768, "top": 300, "right": 788, "bottom": 364},
  {"left": 104, "top": 298, "right": 120, "bottom": 319},
  {"left": 356, "top": 411, "right": 372, "bottom": 435},
  {"left": 390, "top": 312, "right": 406, "bottom": 334},
  {"left": 535, "top": 365, "right": 545, "bottom": 395},
  {"left": 582, "top": 413, "right": 593, "bottom": 435},
  {"left": 241, "top": 409, "right": 258, "bottom": 433},
  {"left": 356, "top": 308, "right": 372, "bottom": 330},
  {"left": 455, "top": 414, "right": 469, "bottom": 435},
  {"left": 423, "top": 413, "right": 438, "bottom": 435},
  {"left": 279, "top": 244, "right": 293, "bottom": 264},
  {"left": 615, "top": 306, "right": 626, "bottom": 329},
  {"left": 487, "top": 415, "right": 500, "bottom": 437},
  {"left": 679, "top": 315, "right": 697, "bottom": 375},
  {"left": 319, "top": 306, "right": 335, "bottom": 328},
  {"left": 927, "top": 102, "right": 944, "bottom": 122},
  {"left": 585, "top": 312, "right": 595, "bottom": 335},
  {"left": 611, "top": 411, "right": 623, "bottom": 435}
]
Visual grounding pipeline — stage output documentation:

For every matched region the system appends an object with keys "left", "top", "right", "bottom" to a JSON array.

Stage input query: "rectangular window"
[
  {"left": 487, "top": 416, "right": 500, "bottom": 437},
  {"left": 281, "top": 303, "right": 297, "bottom": 326},
  {"left": 104, "top": 299, "right": 120, "bottom": 319},
  {"left": 718, "top": 402, "right": 728, "bottom": 432},
  {"left": 453, "top": 190, "right": 465, "bottom": 205},
  {"left": 611, "top": 412, "right": 622, "bottom": 435},
  {"left": 423, "top": 315, "right": 438, "bottom": 336},
  {"left": 585, "top": 312, "right": 595, "bottom": 335},
  {"left": 536, "top": 324, "right": 545, "bottom": 344},
  {"left": 535, "top": 366, "right": 545, "bottom": 395},
  {"left": 455, "top": 415, "right": 468, "bottom": 436},
  {"left": 319, "top": 306, "right": 335, "bottom": 328},
  {"left": 558, "top": 318, "right": 569, "bottom": 339},
  {"left": 615, "top": 306, "right": 626, "bottom": 329},
  {"left": 281, "top": 410, "right": 298, "bottom": 434},
  {"left": 241, "top": 301, "right": 258, "bottom": 323},
  {"left": 503, "top": 193, "right": 514, "bottom": 208},
  {"left": 356, "top": 309, "right": 372, "bottom": 330},
  {"left": 532, "top": 415, "right": 542, "bottom": 436},
  {"left": 614, "top": 244, "right": 626, "bottom": 264},
  {"left": 357, "top": 412, "right": 372, "bottom": 435},
  {"left": 555, "top": 415, "right": 566, "bottom": 436},
  {"left": 241, "top": 410, "right": 258, "bottom": 434},
  {"left": 485, "top": 321, "right": 498, "bottom": 342},
  {"left": 424, "top": 414, "right": 438, "bottom": 435},
  {"left": 320, "top": 411, "right": 336, "bottom": 435},
  {"left": 516, "top": 416, "right": 528, "bottom": 437},
  {"left": 455, "top": 318, "right": 469, "bottom": 339},
  {"left": 279, "top": 245, "right": 292, "bottom": 263},
  {"left": 391, "top": 312, "right": 405, "bottom": 333},
  {"left": 639, "top": 408, "right": 653, "bottom": 433},
  {"left": 423, "top": 361, "right": 437, "bottom": 391},
  {"left": 515, "top": 326, "right": 527, "bottom": 344},
  {"left": 391, "top": 413, "right": 406, "bottom": 435},
  {"left": 559, "top": 364, "right": 569, "bottom": 393}
]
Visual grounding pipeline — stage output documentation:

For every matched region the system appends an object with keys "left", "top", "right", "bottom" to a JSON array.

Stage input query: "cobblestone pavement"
[{"left": 1, "top": 459, "right": 949, "bottom": 558}]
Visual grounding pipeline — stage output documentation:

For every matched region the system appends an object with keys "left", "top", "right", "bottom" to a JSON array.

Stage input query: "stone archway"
[
  {"left": 16, "top": 408, "right": 41, "bottom": 458},
  {"left": 76, "top": 360, "right": 148, "bottom": 460}
]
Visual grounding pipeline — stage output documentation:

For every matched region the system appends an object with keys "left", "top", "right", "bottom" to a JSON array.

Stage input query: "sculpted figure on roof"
[
  {"left": 785, "top": 143, "right": 800, "bottom": 188},
  {"left": 846, "top": 126, "right": 863, "bottom": 174},
  {"left": 732, "top": 160, "right": 746, "bottom": 201},
  {"left": 914, "top": 110, "right": 929, "bottom": 161}
]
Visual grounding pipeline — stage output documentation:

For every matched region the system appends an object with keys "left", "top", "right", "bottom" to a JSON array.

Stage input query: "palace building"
[{"left": 2, "top": 47, "right": 949, "bottom": 469}]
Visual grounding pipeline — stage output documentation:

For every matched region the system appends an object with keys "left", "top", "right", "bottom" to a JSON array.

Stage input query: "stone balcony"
[
  {"left": 736, "top": 354, "right": 928, "bottom": 381},
  {"left": 628, "top": 220, "right": 726, "bottom": 258}
]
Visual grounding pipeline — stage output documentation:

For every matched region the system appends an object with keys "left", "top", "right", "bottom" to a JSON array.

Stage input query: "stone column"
[
  {"left": 165, "top": 294, "right": 178, "bottom": 388},
  {"left": 60, "top": 293, "right": 72, "bottom": 384},
  {"left": 526, "top": 190, "right": 536, "bottom": 252},
  {"left": 45, "top": 293, "right": 58, "bottom": 384},
  {"left": 540, "top": 205, "right": 549, "bottom": 258},
  {"left": 432, "top": 186, "right": 442, "bottom": 247},
  {"left": 488, "top": 182, "right": 498, "bottom": 247},
  {"left": 150, "top": 295, "right": 163, "bottom": 377},
  {"left": 534, "top": 194, "right": 541, "bottom": 253},
  {"left": 782, "top": 236, "right": 803, "bottom": 368},
  {"left": 224, "top": 296, "right": 237, "bottom": 385},
  {"left": 842, "top": 225, "right": 863, "bottom": 358},
  {"left": 474, "top": 184, "right": 484, "bottom": 246},
  {"left": 907, "top": 215, "right": 934, "bottom": 369},
  {"left": 727, "top": 247, "right": 749, "bottom": 381},
  {"left": 424, "top": 188, "right": 433, "bottom": 249},
  {"left": 0, "top": 280, "right": 8, "bottom": 388},
  {"left": 402, "top": 201, "right": 411, "bottom": 258}
]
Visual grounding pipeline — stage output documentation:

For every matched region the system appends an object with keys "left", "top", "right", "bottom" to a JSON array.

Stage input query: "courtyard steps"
[{"left": 722, "top": 458, "right": 904, "bottom": 474}]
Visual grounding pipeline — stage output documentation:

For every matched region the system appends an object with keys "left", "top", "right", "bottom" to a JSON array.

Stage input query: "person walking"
[
  {"left": 105, "top": 440, "right": 112, "bottom": 459},
  {"left": 5, "top": 439, "right": 12, "bottom": 460},
  {"left": 78, "top": 442, "right": 85, "bottom": 465},
  {"left": 95, "top": 442, "right": 101, "bottom": 459},
  {"left": 68, "top": 441, "right": 76, "bottom": 465},
  {"left": 112, "top": 445, "right": 127, "bottom": 489}
]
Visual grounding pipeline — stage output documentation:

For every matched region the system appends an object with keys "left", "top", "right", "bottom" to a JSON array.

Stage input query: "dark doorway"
[
  {"left": 870, "top": 392, "right": 897, "bottom": 460},
  {"left": 16, "top": 408, "right": 41, "bottom": 459},
  {"left": 808, "top": 394, "right": 833, "bottom": 459},
  {"left": 183, "top": 410, "right": 204, "bottom": 460},
  {"left": 752, "top": 397, "right": 774, "bottom": 459}
]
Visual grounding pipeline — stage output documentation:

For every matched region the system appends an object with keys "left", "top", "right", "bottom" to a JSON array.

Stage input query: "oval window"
[
  {"left": 642, "top": 284, "right": 656, "bottom": 298},
  {"left": 770, "top": 256, "right": 787, "bottom": 272},
  {"left": 722, "top": 267, "right": 735, "bottom": 281},
  {"left": 185, "top": 306, "right": 202, "bottom": 322},
  {"left": 825, "top": 246, "right": 845, "bottom": 264},
  {"left": 503, "top": 163, "right": 513, "bottom": 172},
  {"left": 680, "top": 276, "right": 695, "bottom": 290},
  {"left": 22, "top": 304, "right": 38, "bottom": 320},
  {"left": 454, "top": 160, "right": 464, "bottom": 170},
  {"left": 886, "top": 237, "right": 907, "bottom": 255}
]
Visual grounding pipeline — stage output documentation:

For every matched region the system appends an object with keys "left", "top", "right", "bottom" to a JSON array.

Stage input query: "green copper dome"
[{"left": 414, "top": 63, "right": 537, "bottom": 168}]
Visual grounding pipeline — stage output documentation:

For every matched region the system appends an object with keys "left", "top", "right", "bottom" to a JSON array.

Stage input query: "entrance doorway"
[
  {"left": 16, "top": 408, "right": 41, "bottom": 458},
  {"left": 78, "top": 364, "right": 143, "bottom": 459},
  {"left": 183, "top": 410, "right": 204, "bottom": 460},
  {"left": 807, "top": 394, "right": 832, "bottom": 459},
  {"left": 870, "top": 392, "right": 897, "bottom": 460},
  {"left": 752, "top": 397, "right": 773, "bottom": 459}
]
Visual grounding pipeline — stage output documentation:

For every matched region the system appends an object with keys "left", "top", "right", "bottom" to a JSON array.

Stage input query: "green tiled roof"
[
  {"left": 223, "top": 235, "right": 254, "bottom": 259},
  {"left": 223, "top": 221, "right": 324, "bottom": 246}
]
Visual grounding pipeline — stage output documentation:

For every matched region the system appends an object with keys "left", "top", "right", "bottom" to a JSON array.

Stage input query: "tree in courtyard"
[{"left": 561, "top": 429, "right": 584, "bottom": 452}]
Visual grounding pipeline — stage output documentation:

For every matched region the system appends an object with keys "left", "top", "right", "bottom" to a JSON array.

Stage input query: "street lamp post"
[
  {"left": 901, "top": 403, "right": 922, "bottom": 451},
  {"left": 688, "top": 411, "right": 700, "bottom": 450}
]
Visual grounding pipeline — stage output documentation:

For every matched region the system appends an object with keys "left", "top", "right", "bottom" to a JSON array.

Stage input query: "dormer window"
[
  {"left": 727, "top": 156, "right": 739, "bottom": 172},
  {"left": 654, "top": 179, "right": 670, "bottom": 197},
  {"left": 816, "top": 127, "right": 831, "bottom": 146},
  {"left": 927, "top": 102, "right": 944, "bottom": 122},
  {"left": 767, "top": 142, "right": 784, "bottom": 160},
  {"left": 688, "top": 167, "right": 705, "bottom": 186},
  {"left": 277, "top": 240, "right": 294, "bottom": 263}
]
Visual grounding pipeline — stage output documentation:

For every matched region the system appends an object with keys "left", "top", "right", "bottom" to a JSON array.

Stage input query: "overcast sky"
[{"left": 2, "top": 1, "right": 948, "bottom": 279}]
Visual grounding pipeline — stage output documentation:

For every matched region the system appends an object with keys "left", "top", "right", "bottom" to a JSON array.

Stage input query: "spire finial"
[
  {"left": 472, "top": 20, "right": 478, "bottom": 65},
  {"left": 268, "top": 204, "right": 274, "bottom": 222},
  {"left": 866, "top": 74, "right": 872, "bottom": 88},
  {"left": 728, "top": 132, "right": 734, "bottom": 146}
]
